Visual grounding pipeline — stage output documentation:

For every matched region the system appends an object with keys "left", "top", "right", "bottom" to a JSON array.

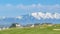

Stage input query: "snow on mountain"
[
  {"left": 16, "top": 16, "right": 23, "bottom": 19},
  {"left": 0, "top": 12, "right": 60, "bottom": 26},
  {"left": 31, "top": 12, "right": 60, "bottom": 20}
]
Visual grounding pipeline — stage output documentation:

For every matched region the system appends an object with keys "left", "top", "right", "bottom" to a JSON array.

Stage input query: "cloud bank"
[
  {"left": 0, "top": 4, "right": 60, "bottom": 12},
  {"left": 0, "top": 4, "right": 60, "bottom": 17}
]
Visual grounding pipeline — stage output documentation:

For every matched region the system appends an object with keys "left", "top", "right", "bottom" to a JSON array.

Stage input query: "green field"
[{"left": 0, "top": 27, "right": 60, "bottom": 34}]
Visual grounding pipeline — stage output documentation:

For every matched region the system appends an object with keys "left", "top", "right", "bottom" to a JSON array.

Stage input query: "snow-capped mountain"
[{"left": 0, "top": 12, "right": 60, "bottom": 26}]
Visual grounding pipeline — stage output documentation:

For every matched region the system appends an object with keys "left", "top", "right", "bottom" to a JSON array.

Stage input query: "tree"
[
  {"left": 34, "top": 23, "right": 40, "bottom": 26},
  {"left": 10, "top": 23, "right": 17, "bottom": 28},
  {"left": 41, "top": 23, "right": 52, "bottom": 25}
]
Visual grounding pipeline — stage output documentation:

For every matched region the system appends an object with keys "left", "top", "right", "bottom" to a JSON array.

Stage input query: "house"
[
  {"left": 15, "top": 23, "right": 23, "bottom": 28},
  {"left": 16, "top": 23, "right": 21, "bottom": 27},
  {"left": 30, "top": 24, "right": 34, "bottom": 27},
  {"left": 10, "top": 23, "right": 22, "bottom": 28}
]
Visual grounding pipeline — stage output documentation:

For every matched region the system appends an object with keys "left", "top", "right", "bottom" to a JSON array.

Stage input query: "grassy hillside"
[{"left": 0, "top": 27, "right": 60, "bottom": 34}]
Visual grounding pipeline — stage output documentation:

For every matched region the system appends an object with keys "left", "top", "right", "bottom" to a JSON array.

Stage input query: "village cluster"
[{"left": 0, "top": 23, "right": 58, "bottom": 31}]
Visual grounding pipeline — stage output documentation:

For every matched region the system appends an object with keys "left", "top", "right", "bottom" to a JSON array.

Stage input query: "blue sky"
[
  {"left": 0, "top": 0, "right": 58, "bottom": 5},
  {"left": 0, "top": 0, "right": 60, "bottom": 17}
]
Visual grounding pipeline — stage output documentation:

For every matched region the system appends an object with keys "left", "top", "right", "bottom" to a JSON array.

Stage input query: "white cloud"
[
  {"left": 0, "top": 4, "right": 60, "bottom": 17},
  {"left": 6, "top": 4, "right": 12, "bottom": 7},
  {"left": 31, "top": 4, "right": 36, "bottom": 8},
  {"left": 17, "top": 4, "right": 25, "bottom": 9},
  {"left": 0, "top": 4, "right": 60, "bottom": 12}
]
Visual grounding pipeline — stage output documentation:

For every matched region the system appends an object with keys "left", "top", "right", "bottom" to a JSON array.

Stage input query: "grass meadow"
[{"left": 0, "top": 26, "right": 60, "bottom": 34}]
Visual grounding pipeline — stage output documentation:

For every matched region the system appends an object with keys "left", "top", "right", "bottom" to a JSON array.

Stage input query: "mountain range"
[{"left": 0, "top": 12, "right": 60, "bottom": 26}]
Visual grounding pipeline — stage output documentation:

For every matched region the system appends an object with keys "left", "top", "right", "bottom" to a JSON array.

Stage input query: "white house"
[
  {"left": 30, "top": 24, "right": 34, "bottom": 27},
  {"left": 15, "top": 23, "right": 23, "bottom": 28}
]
